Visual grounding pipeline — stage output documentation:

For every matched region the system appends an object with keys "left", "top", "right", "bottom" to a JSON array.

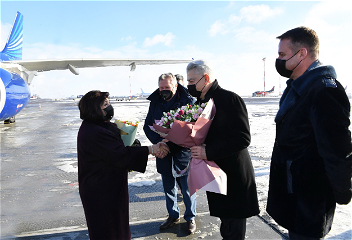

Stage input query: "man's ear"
[
  {"left": 204, "top": 74, "right": 210, "bottom": 83},
  {"left": 300, "top": 48, "right": 308, "bottom": 59}
]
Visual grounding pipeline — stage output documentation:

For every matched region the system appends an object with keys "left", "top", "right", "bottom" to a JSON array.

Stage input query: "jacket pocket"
[{"left": 286, "top": 160, "right": 293, "bottom": 194}]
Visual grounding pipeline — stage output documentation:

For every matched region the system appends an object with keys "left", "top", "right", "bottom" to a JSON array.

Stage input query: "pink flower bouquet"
[{"left": 149, "top": 99, "right": 227, "bottom": 196}]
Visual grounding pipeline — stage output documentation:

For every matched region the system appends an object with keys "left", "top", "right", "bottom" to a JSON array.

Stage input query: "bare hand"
[
  {"left": 155, "top": 142, "right": 169, "bottom": 158},
  {"left": 190, "top": 145, "right": 207, "bottom": 160},
  {"left": 151, "top": 144, "right": 160, "bottom": 157}
]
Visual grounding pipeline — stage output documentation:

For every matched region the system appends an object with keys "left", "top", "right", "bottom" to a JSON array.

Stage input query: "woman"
[{"left": 77, "top": 90, "right": 161, "bottom": 240}]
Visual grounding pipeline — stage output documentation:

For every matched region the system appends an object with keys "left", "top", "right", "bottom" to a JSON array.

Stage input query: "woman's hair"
[{"left": 78, "top": 90, "right": 109, "bottom": 121}]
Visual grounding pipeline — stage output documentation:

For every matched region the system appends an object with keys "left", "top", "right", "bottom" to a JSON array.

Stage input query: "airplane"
[
  {"left": 0, "top": 12, "right": 190, "bottom": 123},
  {"left": 68, "top": 95, "right": 84, "bottom": 101},
  {"left": 140, "top": 88, "right": 152, "bottom": 98},
  {"left": 252, "top": 86, "right": 275, "bottom": 97}
]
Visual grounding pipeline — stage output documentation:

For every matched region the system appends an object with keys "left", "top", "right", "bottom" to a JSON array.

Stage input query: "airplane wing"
[
  {"left": 1, "top": 59, "right": 190, "bottom": 84},
  {"left": 1, "top": 59, "right": 190, "bottom": 73}
]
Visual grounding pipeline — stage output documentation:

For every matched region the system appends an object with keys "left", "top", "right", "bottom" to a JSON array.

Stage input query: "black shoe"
[
  {"left": 187, "top": 219, "right": 196, "bottom": 234},
  {"left": 159, "top": 217, "right": 180, "bottom": 230}
]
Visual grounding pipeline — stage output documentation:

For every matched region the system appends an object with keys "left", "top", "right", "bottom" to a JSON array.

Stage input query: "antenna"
[{"left": 262, "top": 57, "right": 266, "bottom": 93}]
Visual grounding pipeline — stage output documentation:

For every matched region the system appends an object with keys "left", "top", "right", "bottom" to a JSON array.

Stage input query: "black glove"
[
  {"left": 334, "top": 188, "right": 352, "bottom": 205},
  {"left": 131, "top": 139, "right": 141, "bottom": 147}
]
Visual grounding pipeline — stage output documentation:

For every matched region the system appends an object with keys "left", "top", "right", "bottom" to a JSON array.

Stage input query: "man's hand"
[{"left": 154, "top": 142, "right": 170, "bottom": 158}]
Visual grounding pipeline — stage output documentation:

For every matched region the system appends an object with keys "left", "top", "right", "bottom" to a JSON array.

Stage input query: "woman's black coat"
[
  {"left": 267, "top": 63, "right": 352, "bottom": 238},
  {"left": 198, "top": 80, "right": 260, "bottom": 218},
  {"left": 77, "top": 120, "right": 149, "bottom": 240}
]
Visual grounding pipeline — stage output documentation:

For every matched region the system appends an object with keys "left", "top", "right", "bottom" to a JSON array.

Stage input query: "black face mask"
[
  {"left": 160, "top": 90, "right": 173, "bottom": 101},
  {"left": 103, "top": 105, "right": 114, "bottom": 121},
  {"left": 275, "top": 50, "right": 301, "bottom": 78},
  {"left": 187, "top": 75, "right": 205, "bottom": 98}
]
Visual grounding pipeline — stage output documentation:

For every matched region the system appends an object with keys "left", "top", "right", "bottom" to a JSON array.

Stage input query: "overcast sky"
[{"left": 1, "top": 0, "right": 351, "bottom": 98}]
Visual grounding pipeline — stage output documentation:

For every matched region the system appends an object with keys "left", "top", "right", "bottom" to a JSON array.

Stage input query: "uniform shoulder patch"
[{"left": 322, "top": 76, "right": 337, "bottom": 88}]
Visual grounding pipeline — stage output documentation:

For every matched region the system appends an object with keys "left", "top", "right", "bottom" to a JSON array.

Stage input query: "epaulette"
[{"left": 322, "top": 76, "right": 337, "bottom": 88}]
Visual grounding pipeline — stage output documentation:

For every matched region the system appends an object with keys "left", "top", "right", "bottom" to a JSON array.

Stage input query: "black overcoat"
[
  {"left": 77, "top": 120, "right": 148, "bottom": 240},
  {"left": 198, "top": 80, "right": 260, "bottom": 218},
  {"left": 267, "top": 62, "right": 352, "bottom": 238}
]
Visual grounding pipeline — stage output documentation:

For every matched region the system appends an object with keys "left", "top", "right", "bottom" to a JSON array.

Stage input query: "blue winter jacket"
[{"left": 143, "top": 85, "right": 195, "bottom": 176}]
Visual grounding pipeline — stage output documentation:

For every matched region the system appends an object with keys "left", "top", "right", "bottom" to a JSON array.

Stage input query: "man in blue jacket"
[
  {"left": 143, "top": 73, "right": 197, "bottom": 234},
  {"left": 267, "top": 26, "right": 352, "bottom": 240}
]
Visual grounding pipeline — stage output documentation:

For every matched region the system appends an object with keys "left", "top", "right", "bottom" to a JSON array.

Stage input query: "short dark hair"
[
  {"left": 78, "top": 90, "right": 109, "bottom": 122},
  {"left": 175, "top": 74, "right": 183, "bottom": 82},
  {"left": 277, "top": 26, "right": 319, "bottom": 59}
]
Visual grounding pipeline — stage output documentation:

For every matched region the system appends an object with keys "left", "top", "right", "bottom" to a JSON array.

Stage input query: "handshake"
[{"left": 148, "top": 142, "right": 170, "bottom": 158}]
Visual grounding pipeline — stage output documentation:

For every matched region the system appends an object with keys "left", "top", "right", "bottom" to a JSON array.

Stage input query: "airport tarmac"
[{"left": 1, "top": 98, "right": 286, "bottom": 239}]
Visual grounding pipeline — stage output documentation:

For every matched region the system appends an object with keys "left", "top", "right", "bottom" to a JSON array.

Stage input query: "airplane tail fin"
[
  {"left": 0, "top": 11, "right": 23, "bottom": 61},
  {"left": 141, "top": 88, "right": 145, "bottom": 94}
]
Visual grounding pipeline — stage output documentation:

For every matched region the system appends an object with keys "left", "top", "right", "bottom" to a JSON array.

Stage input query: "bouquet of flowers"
[
  {"left": 149, "top": 99, "right": 227, "bottom": 196},
  {"left": 154, "top": 103, "right": 207, "bottom": 129},
  {"left": 115, "top": 119, "right": 139, "bottom": 146}
]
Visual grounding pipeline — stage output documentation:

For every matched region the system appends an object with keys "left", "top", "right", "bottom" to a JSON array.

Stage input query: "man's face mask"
[
  {"left": 187, "top": 75, "right": 205, "bottom": 98},
  {"left": 103, "top": 104, "right": 114, "bottom": 121},
  {"left": 160, "top": 89, "right": 173, "bottom": 101},
  {"left": 275, "top": 50, "right": 301, "bottom": 78}
]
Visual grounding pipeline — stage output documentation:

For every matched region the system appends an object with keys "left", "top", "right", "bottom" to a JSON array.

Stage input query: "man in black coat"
[
  {"left": 143, "top": 73, "right": 197, "bottom": 234},
  {"left": 267, "top": 27, "right": 352, "bottom": 240},
  {"left": 186, "top": 60, "right": 260, "bottom": 239}
]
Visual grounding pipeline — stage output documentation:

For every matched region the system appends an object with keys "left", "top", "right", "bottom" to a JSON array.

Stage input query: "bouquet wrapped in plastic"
[
  {"left": 149, "top": 99, "right": 227, "bottom": 196},
  {"left": 115, "top": 120, "right": 139, "bottom": 146}
]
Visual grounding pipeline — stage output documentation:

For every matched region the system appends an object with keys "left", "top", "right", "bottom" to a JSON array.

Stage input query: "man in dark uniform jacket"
[
  {"left": 143, "top": 73, "right": 197, "bottom": 234},
  {"left": 186, "top": 60, "right": 260, "bottom": 239},
  {"left": 267, "top": 27, "right": 352, "bottom": 240}
]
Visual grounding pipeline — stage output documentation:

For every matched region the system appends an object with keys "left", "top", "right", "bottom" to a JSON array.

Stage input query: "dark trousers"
[
  {"left": 289, "top": 231, "right": 324, "bottom": 240},
  {"left": 220, "top": 218, "right": 246, "bottom": 240}
]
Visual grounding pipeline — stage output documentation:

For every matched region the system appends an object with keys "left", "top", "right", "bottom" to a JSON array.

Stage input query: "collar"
[
  {"left": 198, "top": 80, "right": 218, "bottom": 104},
  {"left": 307, "top": 60, "right": 321, "bottom": 71},
  {"left": 290, "top": 60, "right": 336, "bottom": 96}
]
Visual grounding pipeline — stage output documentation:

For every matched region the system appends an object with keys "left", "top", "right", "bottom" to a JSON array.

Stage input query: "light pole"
[
  {"left": 129, "top": 75, "right": 132, "bottom": 99},
  {"left": 262, "top": 57, "right": 266, "bottom": 93}
]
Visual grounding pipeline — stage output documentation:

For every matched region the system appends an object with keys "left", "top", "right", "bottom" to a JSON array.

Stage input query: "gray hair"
[
  {"left": 158, "top": 72, "right": 177, "bottom": 86},
  {"left": 186, "top": 60, "right": 212, "bottom": 76}
]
